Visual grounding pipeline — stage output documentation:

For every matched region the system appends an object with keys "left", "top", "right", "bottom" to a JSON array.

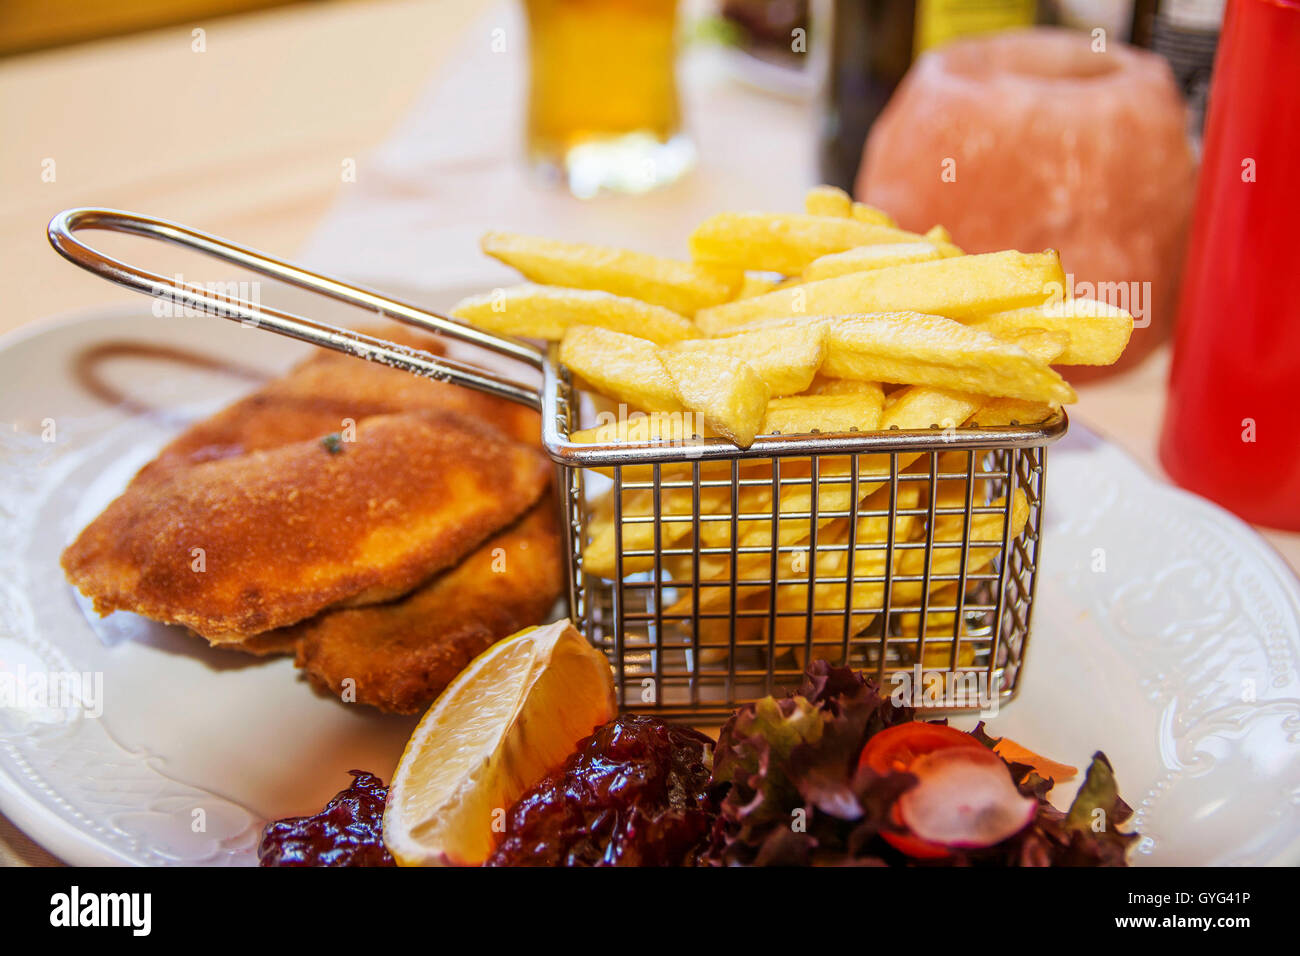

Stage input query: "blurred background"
[{"left": 1, "top": 0, "right": 1294, "bottom": 525}]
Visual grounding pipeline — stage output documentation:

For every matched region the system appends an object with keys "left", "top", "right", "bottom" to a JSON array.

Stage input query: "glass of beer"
[{"left": 523, "top": 0, "right": 694, "bottom": 198}]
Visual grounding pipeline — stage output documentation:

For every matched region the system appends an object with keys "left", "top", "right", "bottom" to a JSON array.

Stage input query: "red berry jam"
[
  {"left": 258, "top": 770, "right": 395, "bottom": 867},
  {"left": 486, "top": 714, "right": 718, "bottom": 866}
]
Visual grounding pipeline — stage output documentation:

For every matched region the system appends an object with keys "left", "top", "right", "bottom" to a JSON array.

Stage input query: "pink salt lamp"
[{"left": 857, "top": 27, "right": 1196, "bottom": 376}]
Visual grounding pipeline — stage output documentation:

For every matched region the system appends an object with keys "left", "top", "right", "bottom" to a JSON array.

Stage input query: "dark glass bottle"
[
  {"left": 1130, "top": 0, "right": 1224, "bottom": 144},
  {"left": 818, "top": 0, "right": 1045, "bottom": 191}
]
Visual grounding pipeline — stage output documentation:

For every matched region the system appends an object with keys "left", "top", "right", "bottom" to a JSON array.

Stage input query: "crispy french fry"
[
  {"left": 693, "top": 452, "right": 897, "bottom": 554},
  {"left": 481, "top": 232, "right": 741, "bottom": 315},
  {"left": 804, "top": 185, "right": 853, "bottom": 218},
  {"left": 666, "top": 321, "right": 828, "bottom": 397},
  {"left": 924, "top": 224, "right": 955, "bottom": 245},
  {"left": 804, "top": 375, "right": 872, "bottom": 396},
  {"left": 994, "top": 327, "right": 1070, "bottom": 365},
  {"left": 909, "top": 450, "right": 1001, "bottom": 516},
  {"left": 689, "top": 212, "right": 929, "bottom": 275},
  {"left": 781, "top": 490, "right": 1029, "bottom": 650},
  {"left": 883, "top": 384, "right": 984, "bottom": 431},
  {"left": 712, "top": 315, "right": 1068, "bottom": 395},
  {"left": 795, "top": 189, "right": 901, "bottom": 230},
  {"left": 898, "top": 583, "right": 960, "bottom": 638},
  {"left": 804, "top": 186, "right": 898, "bottom": 227},
  {"left": 822, "top": 314, "right": 1077, "bottom": 404},
  {"left": 694, "top": 250, "right": 1066, "bottom": 335},
  {"left": 583, "top": 447, "right": 840, "bottom": 579},
  {"left": 966, "top": 397, "right": 1057, "bottom": 428},
  {"left": 653, "top": 439, "right": 1023, "bottom": 651},
  {"left": 762, "top": 391, "right": 884, "bottom": 436},
  {"left": 801, "top": 241, "right": 960, "bottom": 282},
  {"left": 581, "top": 454, "right": 794, "bottom": 578},
  {"left": 789, "top": 586, "right": 978, "bottom": 670},
  {"left": 895, "top": 492, "right": 1030, "bottom": 586},
  {"left": 737, "top": 274, "right": 781, "bottom": 299},
  {"left": 450, "top": 283, "right": 698, "bottom": 344},
  {"left": 567, "top": 412, "right": 783, "bottom": 482},
  {"left": 706, "top": 314, "right": 825, "bottom": 338},
  {"left": 582, "top": 485, "right": 724, "bottom": 578},
  {"left": 965, "top": 297, "right": 1134, "bottom": 366},
  {"left": 851, "top": 202, "right": 897, "bottom": 227},
  {"left": 559, "top": 326, "right": 682, "bottom": 412},
  {"left": 570, "top": 410, "right": 713, "bottom": 445},
  {"left": 659, "top": 350, "right": 770, "bottom": 448},
  {"left": 580, "top": 454, "right": 821, "bottom": 578},
  {"left": 668, "top": 485, "right": 922, "bottom": 616},
  {"left": 693, "top": 602, "right": 768, "bottom": 664},
  {"left": 569, "top": 411, "right": 714, "bottom": 480},
  {"left": 919, "top": 641, "right": 979, "bottom": 671}
]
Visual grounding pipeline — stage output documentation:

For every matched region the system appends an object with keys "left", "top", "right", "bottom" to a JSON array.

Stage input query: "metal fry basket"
[
  {"left": 546, "top": 372, "right": 1064, "bottom": 718},
  {"left": 50, "top": 208, "right": 1068, "bottom": 721}
]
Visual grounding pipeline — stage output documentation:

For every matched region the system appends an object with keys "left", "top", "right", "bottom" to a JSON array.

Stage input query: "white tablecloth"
[{"left": 298, "top": 2, "right": 817, "bottom": 295}]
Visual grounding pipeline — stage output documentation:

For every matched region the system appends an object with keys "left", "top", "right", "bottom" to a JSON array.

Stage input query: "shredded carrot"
[{"left": 993, "top": 737, "right": 1078, "bottom": 783}]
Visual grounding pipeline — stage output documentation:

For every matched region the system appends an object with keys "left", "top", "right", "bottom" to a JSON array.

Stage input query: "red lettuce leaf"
[{"left": 704, "top": 664, "right": 1137, "bottom": 866}]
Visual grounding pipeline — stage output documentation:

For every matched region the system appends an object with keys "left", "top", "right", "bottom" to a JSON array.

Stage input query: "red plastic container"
[{"left": 1158, "top": 0, "right": 1300, "bottom": 531}]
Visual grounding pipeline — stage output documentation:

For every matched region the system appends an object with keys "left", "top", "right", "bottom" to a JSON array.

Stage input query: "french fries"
[
  {"left": 822, "top": 313, "right": 1077, "bottom": 404},
  {"left": 450, "top": 284, "right": 699, "bottom": 344},
  {"left": 853, "top": 203, "right": 897, "bottom": 227},
  {"left": 779, "top": 490, "right": 1028, "bottom": 666},
  {"left": 806, "top": 375, "right": 884, "bottom": 397},
  {"left": 666, "top": 321, "right": 828, "bottom": 397},
  {"left": 694, "top": 250, "right": 1066, "bottom": 334},
  {"left": 570, "top": 411, "right": 713, "bottom": 446},
  {"left": 925, "top": 224, "right": 955, "bottom": 245},
  {"left": 801, "top": 185, "right": 897, "bottom": 227},
  {"left": 965, "top": 297, "right": 1134, "bottom": 365},
  {"left": 880, "top": 384, "right": 984, "bottom": 431},
  {"left": 660, "top": 350, "right": 769, "bottom": 448},
  {"left": 762, "top": 391, "right": 884, "bottom": 435},
  {"left": 736, "top": 274, "right": 781, "bottom": 299},
  {"left": 802, "top": 241, "right": 960, "bottom": 282},
  {"left": 582, "top": 485, "right": 712, "bottom": 578},
  {"left": 688, "top": 383, "right": 984, "bottom": 557},
  {"left": 967, "top": 397, "right": 1057, "bottom": 428},
  {"left": 482, "top": 232, "right": 742, "bottom": 316},
  {"left": 465, "top": 188, "right": 1132, "bottom": 672},
  {"left": 568, "top": 411, "right": 722, "bottom": 481},
  {"left": 995, "top": 327, "right": 1071, "bottom": 365},
  {"left": 559, "top": 326, "right": 682, "bottom": 412},
  {"left": 689, "top": 212, "right": 930, "bottom": 275},
  {"left": 804, "top": 184, "right": 853, "bottom": 219},
  {"left": 668, "top": 485, "right": 923, "bottom": 616},
  {"left": 777, "top": 491, "right": 1027, "bottom": 655}
]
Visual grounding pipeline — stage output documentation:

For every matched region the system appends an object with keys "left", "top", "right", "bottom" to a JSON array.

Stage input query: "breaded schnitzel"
[
  {"left": 62, "top": 411, "right": 552, "bottom": 641},
  {"left": 133, "top": 327, "right": 540, "bottom": 487},
  {"left": 239, "top": 500, "right": 564, "bottom": 714}
]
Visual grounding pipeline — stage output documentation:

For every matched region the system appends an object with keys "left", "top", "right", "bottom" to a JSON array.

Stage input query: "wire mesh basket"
[
  {"left": 543, "top": 363, "right": 1066, "bottom": 719},
  {"left": 49, "top": 208, "right": 1069, "bottom": 722}
]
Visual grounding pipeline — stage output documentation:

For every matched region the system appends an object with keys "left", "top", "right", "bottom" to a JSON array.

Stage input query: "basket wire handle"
[{"left": 47, "top": 207, "right": 544, "bottom": 410}]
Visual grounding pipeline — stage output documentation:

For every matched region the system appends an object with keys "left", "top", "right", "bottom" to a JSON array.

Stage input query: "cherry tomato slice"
[
  {"left": 858, "top": 722, "right": 984, "bottom": 775},
  {"left": 881, "top": 828, "right": 954, "bottom": 860},
  {"left": 858, "top": 723, "right": 986, "bottom": 860}
]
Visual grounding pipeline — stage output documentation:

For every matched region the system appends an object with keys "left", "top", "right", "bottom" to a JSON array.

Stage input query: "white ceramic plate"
[{"left": 2, "top": 304, "right": 1298, "bottom": 866}]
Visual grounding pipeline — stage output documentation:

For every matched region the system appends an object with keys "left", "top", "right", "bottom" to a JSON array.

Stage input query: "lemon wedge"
[{"left": 383, "top": 619, "right": 616, "bottom": 866}]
